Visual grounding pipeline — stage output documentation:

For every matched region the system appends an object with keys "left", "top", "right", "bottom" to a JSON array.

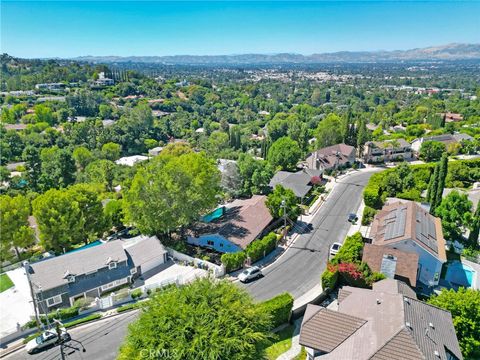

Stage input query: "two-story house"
[
  {"left": 305, "top": 143, "right": 356, "bottom": 172},
  {"left": 369, "top": 200, "right": 447, "bottom": 287},
  {"left": 26, "top": 237, "right": 167, "bottom": 312},
  {"left": 363, "top": 139, "right": 412, "bottom": 163}
]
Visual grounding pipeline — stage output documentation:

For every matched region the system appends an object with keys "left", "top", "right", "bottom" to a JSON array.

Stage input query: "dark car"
[{"left": 347, "top": 213, "right": 358, "bottom": 223}]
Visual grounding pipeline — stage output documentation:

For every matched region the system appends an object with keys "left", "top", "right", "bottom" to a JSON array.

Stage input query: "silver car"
[
  {"left": 26, "top": 328, "right": 70, "bottom": 354},
  {"left": 238, "top": 266, "right": 263, "bottom": 283}
]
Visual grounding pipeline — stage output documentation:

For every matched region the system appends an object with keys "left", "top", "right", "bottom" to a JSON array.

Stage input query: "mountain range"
[{"left": 75, "top": 43, "right": 480, "bottom": 65}]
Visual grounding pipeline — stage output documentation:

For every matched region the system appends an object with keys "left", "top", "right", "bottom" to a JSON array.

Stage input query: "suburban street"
[
  {"left": 5, "top": 311, "right": 138, "bottom": 360},
  {"left": 239, "top": 170, "right": 374, "bottom": 300},
  {"left": 4, "top": 170, "right": 373, "bottom": 360}
]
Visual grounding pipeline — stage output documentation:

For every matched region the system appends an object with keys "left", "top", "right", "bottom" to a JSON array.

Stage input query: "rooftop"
[
  {"left": 269, "top": 168, "right": 322, "bottom": 198},
  {"left": 300, "top": 279, "right": 462, "bottom": 360},
  {"left": 369, "top": 200, "right": 446, "bottom": 262}
]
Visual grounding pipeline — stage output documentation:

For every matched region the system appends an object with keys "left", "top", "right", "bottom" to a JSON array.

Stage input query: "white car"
[
  {"left": 329, "top": 242, "right": 342, "bottom": 260},
  {"left": 26, "top": 328, "right": 70, "bottom": 354},
  {"left": 238, "top": 266, "right": 263, "bottom": 283}
]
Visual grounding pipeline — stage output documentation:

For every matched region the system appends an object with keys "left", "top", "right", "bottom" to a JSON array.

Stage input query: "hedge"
[
  {"left": 117, "top": 302, "right": 142, "bottom": 313},
  {"left": 258, "top": 292, "right": 294, "bottom": 329},
  {"left": 329, "top": 232, "right": 364, "bottom": 265},
  {"left": 221, "top": 251, "right": 246, "bottom": 272},
  {"left": 361, "top": 206, "right": 377, "bottom": 226},
  {"left": 321, "top": 269, "right": 338, "bottom": 289},
  {"left": 24, "top": 306, "right": 80, "bottom": 329},
  {"left": 246, "top": 232, "right": 278, "bottom": 263},
  {"left": 130, "top": 289, "right": 143, "bottom": 300},
  {"left": 64, "top": 313, "right": 101, "bottom": 328}
]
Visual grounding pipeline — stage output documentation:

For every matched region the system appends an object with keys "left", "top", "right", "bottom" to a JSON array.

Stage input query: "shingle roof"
[
  {"left": 372, "top": 278, "right": 417, "bottom": 299},
  {"left": 29, "top": 241, "right": 127, "bottom": 291},
  {"left": 124, "top": 236, "right": 167, "bottom": 268},
  {"left": 370, "top": 328, "right": 424, "bottom": 360},
  {"left": 299, "top": 306, "right": 366, "bottom": 353},
  {"left": 362, "top": 244, "right": 419, "bottom": 287},
  {"left": 370, "top": 200, "right": 447, "bottom": 262},
  {"left": 269, "top": 169, "right": 322, "bottom": 198},
  {"left": 307, "top": 143, "right": 356, "bottom": 170},
  {"left": 191, "top": 196, "right": 273, "bottom": 249}
]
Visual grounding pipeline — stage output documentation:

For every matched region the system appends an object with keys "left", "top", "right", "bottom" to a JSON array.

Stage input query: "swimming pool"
[
  {"left": 445, "top": 261, "right": 475, "bottom": 288},
  {"left": 67, "top": 240, "right": 104, "bottom": 254},
  {"left": 201, "top": 207, "right": 225, "bottom": 223}
]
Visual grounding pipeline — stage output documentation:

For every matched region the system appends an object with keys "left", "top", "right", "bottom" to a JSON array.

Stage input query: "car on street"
[
  {"left": 26, "top": 328, "right": 71, "bottom": 355},
  {"left": 329, "top": 242, "right": 342, "bottom": 260},
  {"left": 238, "top": 266, "right": 263, "bottom": 283},
  {"left": 347, "top": 213, "right": 358, "bottom": 223}
]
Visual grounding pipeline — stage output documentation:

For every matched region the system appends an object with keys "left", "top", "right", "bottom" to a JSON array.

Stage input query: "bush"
[
  {"left": 397, "top": 189, "right": 422, "bottom": 201},
  {"left": 246, "top": 232, "right": 277, "bottom": 263},
  {"left": 64, "top": 313, "right": 101, "bottom": 328},
  {"left": 361, "top": 206, "right": 377, "bottom": 226},
  {"left": 330, "top": 232, "right": 364, "bottom": 265},
  {"left": 131, "top": 289, "right": 143, "bottom": 300},
  {"left": 117, "top": 302, "right": 142, "bottom": 313},
  {"left": 258, "top": 293, "right": 294, "bottom": 329},
  {"left": 24, "top": 305, "right": 80, "bottom": 329},
  {"left": 221, "top": 251, "right": 246, "bottom": 272},
  {"left": 321, "top": 267, "right": 338, "bottom": 289}
]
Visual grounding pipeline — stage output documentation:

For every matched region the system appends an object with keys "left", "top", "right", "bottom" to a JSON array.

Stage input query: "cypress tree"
[
  {"left": 468, "top": 203, "right": 480, "bottom": 245},
  {"left": 433, "top": 152, "right": 449, "bottom": 213},
  {"left": 427, "top": 164, "right": 440, "bottom": 212}
]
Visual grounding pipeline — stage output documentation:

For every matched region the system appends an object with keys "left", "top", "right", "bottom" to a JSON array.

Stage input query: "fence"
[{"left": 167, "top": 248, "right": 225, "bottom": 277}]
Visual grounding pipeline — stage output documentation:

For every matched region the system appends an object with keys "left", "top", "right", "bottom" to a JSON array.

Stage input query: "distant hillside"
[{"left": 75, "top": 43, "right": 480, "bottom": 65}]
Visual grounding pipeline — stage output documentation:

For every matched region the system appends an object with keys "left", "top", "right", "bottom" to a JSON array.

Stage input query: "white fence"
[{"left": 167, "top": 248, "right": 225, "bottom": 277}]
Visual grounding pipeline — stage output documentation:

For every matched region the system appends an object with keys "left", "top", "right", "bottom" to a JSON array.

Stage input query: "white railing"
[{"left": 167, "top": 248, "right": 225, "bottom": 277}]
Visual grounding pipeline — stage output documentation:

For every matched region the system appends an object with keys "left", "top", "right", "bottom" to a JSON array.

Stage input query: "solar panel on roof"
[
  {"left": 384, "top": 207, "right": 406, "bottom": 240},
  {"left": 415, "top": 209, "right": 438, "bottom": 254}
]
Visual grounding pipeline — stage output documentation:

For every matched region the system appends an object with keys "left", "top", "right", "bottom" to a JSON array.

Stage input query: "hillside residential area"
[{"left": 1, "top": 2, "right": 480, "bottom": 360}]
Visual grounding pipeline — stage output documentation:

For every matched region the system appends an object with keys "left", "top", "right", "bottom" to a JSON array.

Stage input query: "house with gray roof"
[
  {"left": 369, "top": 200, "right": 447, "bottom": 287},
  {"left": 299, "top": 279, "right": 462, "bottom": 360},
  {"left": 269, "top": 168, "right": 323, "bottom": 199},
  {"left": 306, "top": 143, "right": 356, "bottom": 172},
  {"left": 26, "top": 237, "right": 167, "bottom": 312},
  {"left": 411, "top": 133, "right": 474, "bottom": 154}
]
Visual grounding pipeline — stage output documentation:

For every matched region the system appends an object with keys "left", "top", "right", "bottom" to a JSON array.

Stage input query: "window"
[
  {"left": 101, "top": 278, "right": 129, "bottom": 291},
  {"left": 108, "top": 262, "right": 117, "bottom": 270},
  {"left": 46, "top": 295, "right": 62, "bottom": 307},
  {"left": 207, "top": 240, "right": 214, "bottom": 246},
  {"left": 67, "top": 275, "right": 75, "bottom": 283},
  {"left": 219, "top": 243, "right": 224, "bottom": 247}
]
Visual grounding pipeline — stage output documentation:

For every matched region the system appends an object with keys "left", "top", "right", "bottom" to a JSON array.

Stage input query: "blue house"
[{"left": 187, "top": 196, "right": 273, "bottom": 253}]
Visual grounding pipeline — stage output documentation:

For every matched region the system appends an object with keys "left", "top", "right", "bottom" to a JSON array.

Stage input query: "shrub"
[
  {"left": 246, "top": 232, "right": 277, "bottom": 263},
  {"left": 330, "top": 232, "right": 364, "bottom": 265},
  {"left": 321, "top": 267, "right": 338, "bottom": 289},
  {"left": 221, "top": 251, "right": 246, "bottom": 272},
  {"left": 131, "top": 289, "right": 143, "bottom": 300},
  {"left": 24, "top": 305, "right": 80, "bottom": 329},
  {"left": 397, "top": 188, "right": 422, "bottom": 201},
  {"left": 64, "top": 313, "right": 101, "bottom": 328},
  {"left": 258, "top": 292, "right": 294, "bottom": 329},
  {"left": 117, "top": 302, "right": 142, "bottom": 313},
  {"left": 361, "top": 206, "right": 377, "bottom": 226}
]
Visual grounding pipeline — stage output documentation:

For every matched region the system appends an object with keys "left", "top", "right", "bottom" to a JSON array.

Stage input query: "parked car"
[
  {"left": 329, "top": 242, "right": 342, "bottom": 260},
  {"left": 26, "top": 328, "right": 71, "bottom": 354},
  {"left": 238, "top": 266, "right": 263, "bottom": 283},
  {"left": 347, "top": 213, "right": 358, "bottom": 223}
]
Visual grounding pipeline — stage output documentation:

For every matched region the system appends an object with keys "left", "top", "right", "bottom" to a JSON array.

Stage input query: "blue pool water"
[
  {"left": 67, "top": 240, "right": 104, "bottom": 254},
  {"left": 201, "top": 207, "right": 225, "bottom": 223},
  {"left": 445, "top": 262, "right": 474, "bottom": 288}
]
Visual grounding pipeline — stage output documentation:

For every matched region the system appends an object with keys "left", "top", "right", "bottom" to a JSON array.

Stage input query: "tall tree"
[
  {"left": 38, "top": 146, "right": 76, "bottom": 191},
  {"left": 468, "top": 203, "right": 480, "bottom": 245},
  {"left": 124, "top": 146, "right": 221, "bottom": 235},
  {"left": 356, "top": 119, "right": 368, "bottom": 157},
  {"left": 315, "top": 113, "right": 343, "bottom": 148},
  {"left": 434, "top": 152, "right": 449, "bottom": 212},
  {"left": 0, "top": 195, "right": 35, "bottom": 261},
  {"left": 427, "top": 163, "right": 440, "bottom": 207},
  {"left": 118, "top": 278, "right": 271, "bottom": 360},
  {"left": 428, "top": 288, "right": 480, "bottom": 359},
  {"left": 435, "top": 190, "right": 473, "bottom": 242},
  {"left": 23, "top": 145, "right": 41, "bottom": 191},
  {"left": 266, "top": 185, "right": 301, "bottom": 220},
  {"left": 267, "top": 137, "right": 301, "bottom": 171}
]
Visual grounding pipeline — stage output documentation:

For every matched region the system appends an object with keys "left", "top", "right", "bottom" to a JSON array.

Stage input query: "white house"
[{"left": 369, "top": 199, "right": 447, "bottom": 287}]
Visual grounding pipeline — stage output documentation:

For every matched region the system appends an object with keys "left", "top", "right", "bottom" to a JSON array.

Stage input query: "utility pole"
[
  {"left": 23, "top": 261, "right": 41, "bottom": 331},
  {"left": 55, "top": 321, "right": 66, "bottom": 360}
]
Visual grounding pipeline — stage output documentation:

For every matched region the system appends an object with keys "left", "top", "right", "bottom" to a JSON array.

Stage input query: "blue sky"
[{"left": 1, "top": 1, "right": 479, "bottom": 58}]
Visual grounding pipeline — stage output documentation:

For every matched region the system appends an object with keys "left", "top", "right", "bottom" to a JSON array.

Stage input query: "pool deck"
[{"left": 462, "top": 258, "right": 480, "bottom": 290}]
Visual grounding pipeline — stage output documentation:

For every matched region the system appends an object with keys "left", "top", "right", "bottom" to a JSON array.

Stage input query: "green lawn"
[
  {"left": 293, "top": 346, "right": 307, "bottom": 360},
  {"left": 0, "top": 273, "right": 14, "bottom": 292},
  {"left": 263, "top": 325, "right": 295, "bottom": 360}
]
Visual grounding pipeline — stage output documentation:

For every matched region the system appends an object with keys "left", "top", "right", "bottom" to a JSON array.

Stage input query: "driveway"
[
  {"left": 0, "top": 268, "right": 36, "bottom": 337},
  {"left": 240, "top": 170, "right": 374, "bottom": 301}
]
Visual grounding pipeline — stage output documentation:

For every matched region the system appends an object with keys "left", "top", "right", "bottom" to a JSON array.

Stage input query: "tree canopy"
[
  {"left": 266, "top": 185, "right": 301, "bottom": 220},
  {"left": 118, "top": 278, "right": 272, "bottom": 360},
  {"left": 267, "top": 137, "right": 301, "bottom": 171}
]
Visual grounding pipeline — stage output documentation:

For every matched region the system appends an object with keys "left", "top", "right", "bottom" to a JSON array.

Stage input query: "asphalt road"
[
  {"left": 6, "top": 311, "right": 138, "bottom": 360},
  {"left": 5, "top": 170, "right": 373, "bottom": 360},
  {"left": 239, "top": 170, "right": 374, "bottom": 300}
]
